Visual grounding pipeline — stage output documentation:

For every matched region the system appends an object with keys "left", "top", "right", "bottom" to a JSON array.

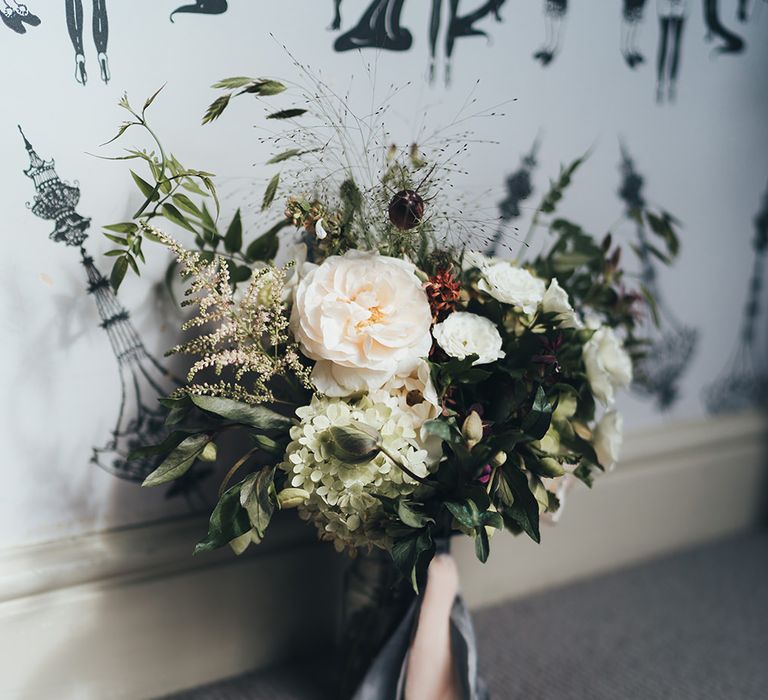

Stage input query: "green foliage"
[
  {"left": 142, "top": 433, "right": 212, "bottom": 487},
  {"left": 194, "top": 479, "right": 253, "bottom": 554},
  {"left": 390, "top": 529, "right": 434, "bottom": 593},
  {"left": 240, "top": 466, "right": 277, "bottom": 539},
  {"left": 188, "top": 394, "right": 294, "bottom": 432},
  {"left": 262, "top": 173, "right": 280, "bottom": 210}
]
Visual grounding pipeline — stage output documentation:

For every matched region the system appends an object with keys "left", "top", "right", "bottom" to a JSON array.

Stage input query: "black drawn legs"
[
  {"left": 93, "top": 0, "right": 109, "bottom": 82},
  {"left": 1, "top": 1, "right": 41, "bottom": 34},
  {"left": 330, "top": 0, "right": 342, "bottom": 30},
  {"left": 429, "top": 0, "right": 442, "bottom": 82},
  {"left": 65, "top": 0, "right": 87, "bottom": 84},
  {"left": 425, "top": 0, "right": 506, "bottom": 85},
  {"left": 534, "top": 0, "right": 567, "bottom": 66},
  {"left": 703, "top": 0, "right": 745, "bottom": 53},
  {"left": 65, "top": 0, "right": 109, "bottom": 85},
  {"left": 621, "top": 0, "right": 647, "bottom": 68},
  {"left": 445, "top": 0, "right": 505, "bottom": 83},
  {"left": 656, "top": 2, "right": 686, "bottom": 103},
  {"left": 334, "top": 0, "right": 412, "bottom": 52}
]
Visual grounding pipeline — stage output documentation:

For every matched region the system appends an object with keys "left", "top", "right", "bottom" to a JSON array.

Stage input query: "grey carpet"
[{"left": 165, "top": 531, "right": 768, "bottom": 700}]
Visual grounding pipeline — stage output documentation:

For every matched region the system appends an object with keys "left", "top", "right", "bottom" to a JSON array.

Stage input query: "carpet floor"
[{"left": 164, "top": 530, "right": 768, "bottom": 700}]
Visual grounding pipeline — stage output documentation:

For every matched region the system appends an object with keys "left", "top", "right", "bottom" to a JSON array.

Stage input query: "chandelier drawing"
[
  {"left": 618, "top": 143, "right": 697, "bottom": 409},
  {"left": 703, "top": 180, "right": 768, "bottom": 414},
  {"left": 19, "top": 126, "right": 180, "bottom": 483}
]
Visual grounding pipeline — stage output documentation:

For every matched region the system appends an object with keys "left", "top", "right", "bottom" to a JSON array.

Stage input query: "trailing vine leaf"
[
  {"left": 266, "top": 108, "right": 307, "bottom": 120},
  {"left": 203, "top": 94, "right": 231, "bottom": 125},
  {"left": 104, "top": 222, "right": 138, "bottom": 235},
  {"left": 224, "top": 209, "right": 243, "bottom": 253},
  {"left": 162, "top": 203, "right": 197, "bottom": 233},
  {"left": 110, "top": 255, "right": 129, "bottom": 292},
  {"left": 130, "top": 170, "right": 159, "bottom": 202},
  {"left": 142, "top": 84, "right": 166, "bottom": 115},
  {"left": 262, "top": 173, "right": 280, "bottom": 210}
]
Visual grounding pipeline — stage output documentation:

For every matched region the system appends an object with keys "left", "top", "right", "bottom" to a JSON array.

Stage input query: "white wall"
[{"left": 1, "top": 1, "right": 766, "bottom": 549}]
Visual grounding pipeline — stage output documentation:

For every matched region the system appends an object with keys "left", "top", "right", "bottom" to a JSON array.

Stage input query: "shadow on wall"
[
  {"left": 17, "top": 127, "right": 211, "bottom": 504},
  {"left": 704, "top": 179, "right": 768, "bottom": 415}
]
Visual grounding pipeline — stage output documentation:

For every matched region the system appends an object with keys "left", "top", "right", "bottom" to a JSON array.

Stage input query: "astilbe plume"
[{"left": 146, "top": 225, "right": 311, "bottom": 404}]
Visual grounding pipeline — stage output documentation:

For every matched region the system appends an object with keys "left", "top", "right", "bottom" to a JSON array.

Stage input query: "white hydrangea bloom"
[{"left": 278, "top": 390, "right": 440, "bottom": 552}]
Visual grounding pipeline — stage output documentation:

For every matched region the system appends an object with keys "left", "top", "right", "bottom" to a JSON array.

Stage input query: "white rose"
[
  {"left": 594, "top": 410, "right": 623, "bottom": 471},
  {"left": 432, "top": 312, "right": 505, "bottom": 365},
  {"left": 291, "top": 250, "right": 432, "bottom": 396},
  {"left": 582, "top": 325, "right": 633, "bottom": 405},
  {"left": 477, "top": 262, "right": 546, "bottom": 314},
  {"left": 542, "top": 278, "right": 582, "bottom": 329}
]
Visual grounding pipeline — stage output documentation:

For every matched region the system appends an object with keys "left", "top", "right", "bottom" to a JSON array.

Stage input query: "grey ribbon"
[{"left": 350, "top": 594, "right": 489, "bottom": 700}]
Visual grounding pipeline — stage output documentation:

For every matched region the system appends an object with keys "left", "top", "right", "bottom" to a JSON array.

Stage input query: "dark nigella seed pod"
[{"left": 388, "top": 189, "right": 425, "bottom": 230}]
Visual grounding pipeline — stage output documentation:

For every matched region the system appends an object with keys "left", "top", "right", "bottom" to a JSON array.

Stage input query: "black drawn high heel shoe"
[
  {"left": 1, "top": 6, "right": 26, "bottom": 33},
  {"left": 98, "top": 52, "right": 110, "bottom": 84},
  {"left": 170, "top": 0, "right": 228, "bottom": 23},
  {"left": 15, "top": 3, "right": 41, "bottom": 26},
  {"left": 75, "top": 53, "right": 87, "bottom": 85}
]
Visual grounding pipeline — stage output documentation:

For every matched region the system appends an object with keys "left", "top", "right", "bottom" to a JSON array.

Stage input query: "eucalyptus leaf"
[
  {"left": 142, "top": 433, "right": 210, "bottom": 487},
  {"left": 189, "top": 394, "right": 293, "bottom": 432}
]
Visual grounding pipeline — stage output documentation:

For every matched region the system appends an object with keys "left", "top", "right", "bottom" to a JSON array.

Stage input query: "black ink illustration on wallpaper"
[
  {"left": 332, "top": 0, "right": 505, "bottom": 84},
  {"left": 170, "top": 0, "right": 228, "bottom": 23},
  {"left": 18, "top": 127, "right": 208, "bottom": 500},
  {"left": 705, "top": 179, "right": 768, "bottom": 414},
  {"left": 489, "top": 137, "right": 540, "bottom": 256},
  {"left": 617, "top": 143, "right": 697, "bottom": 409},
  {"left": 1, "top": 1, "right": 40, "bottom": 34},
  {"left": 65, "top": 0, "right": 110, "bottom": 85}
]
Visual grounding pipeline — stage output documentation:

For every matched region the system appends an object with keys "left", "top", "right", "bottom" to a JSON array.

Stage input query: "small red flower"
[{"left": 425, "top": 267, "right": 461, "bottom": 321}]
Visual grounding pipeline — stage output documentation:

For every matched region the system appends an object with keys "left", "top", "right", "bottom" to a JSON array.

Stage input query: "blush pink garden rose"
[{"left": 290, "top": 250, "right": 433, "bottom": 396}]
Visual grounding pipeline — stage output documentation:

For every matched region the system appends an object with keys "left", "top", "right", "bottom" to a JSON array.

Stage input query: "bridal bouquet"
[{"left": 102, "top": 72, "right": 678, "bottom": 589}]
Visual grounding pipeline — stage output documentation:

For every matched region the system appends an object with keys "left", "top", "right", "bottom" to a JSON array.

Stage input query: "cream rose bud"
[
  {"left": 477, "top": 262, "right": 546, "bottom": 314},
  {"left": 594, "top": 410, "right": 623, "bottom": 470},
  {"left": 433, "top": 312, "right": 505, "bottom": 365},
  {"left": 542, "top": 278, "right": 582, "bottom": 329},
  {"left": 582, "top": 325, "right": 633, "bottom": 405},
  {"left": 291, "top": 250, "right": 433, "bottom": 396}
]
